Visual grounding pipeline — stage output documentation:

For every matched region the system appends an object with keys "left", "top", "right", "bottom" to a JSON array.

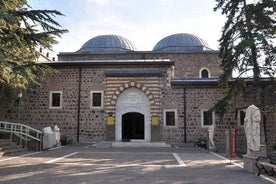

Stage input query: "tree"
[
  {"left": 0, "top": 0, "right": 68, "bottom": 105},
  {"left": 213, "top": 0, "right": 276, "bottom": 116}
]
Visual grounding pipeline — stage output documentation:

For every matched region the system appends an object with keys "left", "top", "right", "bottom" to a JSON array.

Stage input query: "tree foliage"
[
  {"left": 0, "top": 0, "right": 67, "bottom": 105},
  {"left": 214, "top": 0, "right": 276, "bottom": 115}
]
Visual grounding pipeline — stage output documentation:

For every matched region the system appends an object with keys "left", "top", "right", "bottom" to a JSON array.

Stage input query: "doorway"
[
  {"left": 122, "top": 112, "right": 144, "bottom": 140},
  {"left": 115, "top": 87, "right": 151, "bottom": 141}
]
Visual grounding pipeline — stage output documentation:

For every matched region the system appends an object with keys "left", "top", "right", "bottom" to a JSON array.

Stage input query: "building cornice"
[
  {"left": 171, "top": 77, "right": 275, "bottom": 87},
  {"left": 38, "top": 59, "right": 174, "bottom": 66}
]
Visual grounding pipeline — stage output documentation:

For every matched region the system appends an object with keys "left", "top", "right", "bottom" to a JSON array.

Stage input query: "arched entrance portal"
[
  {"left": 122, "top": 112, "right": 144, "bottom": 140},
  {"left": 115, "top": 87, "right": 151, "bottom": 141}
]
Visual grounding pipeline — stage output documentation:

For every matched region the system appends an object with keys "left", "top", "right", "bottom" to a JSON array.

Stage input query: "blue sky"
[{"left": 28, "top": 0, "right": 226, "bottom": 54}]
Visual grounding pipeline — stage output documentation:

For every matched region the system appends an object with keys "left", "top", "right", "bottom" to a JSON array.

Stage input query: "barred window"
[
  {"left": 91, "top": 91, "right": 103, "bottom": 109},
  {"left": 49, "top": 91, "right": 62, "bottom": 109},
  {"left": 164, "top": 109, "right": 177, "bottom": 126},
  {"left": 201, "top": 110, "right": 214, "bottom": 127}
]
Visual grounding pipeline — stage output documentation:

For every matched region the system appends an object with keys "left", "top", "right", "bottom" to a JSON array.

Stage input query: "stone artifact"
[
  {"left": 53, "top": 124, "right": 60, "bottom": 143},
  {"left": 244, "top": 105, "right": 261, "bottom": 155},
  {"left": 42, "top": 127, "right": 56, "bottom": 150},
  {"left": 208, "top": 123, "right": 216, "bottom": 150}
]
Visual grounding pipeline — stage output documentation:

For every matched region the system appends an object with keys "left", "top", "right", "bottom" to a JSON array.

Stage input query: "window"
[
  {"left": 49, "top": 91, "right": 62, "bottom": 109},
  {"left": 201, "top": 110, "right": 214, "bottom": 127},
  {"left": 164, "top": 109, "right": 177, "bottom": 126},
  {"left": 201, "top": 69, "right": 209, "bottom": 78},
  {"left": 91, "top": 91, "right": 103, "bottom": 109},
  {"left": 200, "top": 68, "right": 210, "bottom": 78},
  {"left": 237, "top": 109, "right": 246, "bottom": 126}
]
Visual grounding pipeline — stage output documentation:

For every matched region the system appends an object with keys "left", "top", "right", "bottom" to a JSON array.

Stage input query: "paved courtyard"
[{"left": 0, "top": 145, "right": 275, "bottom": 184}]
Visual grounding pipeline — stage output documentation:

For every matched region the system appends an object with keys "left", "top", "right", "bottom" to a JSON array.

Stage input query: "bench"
[{"left": 255, "top": 153, "right": 276, "bottom": 176}]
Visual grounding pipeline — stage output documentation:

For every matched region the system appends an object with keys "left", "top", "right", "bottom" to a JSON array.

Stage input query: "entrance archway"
[
  {"left": 122, "top": 112, "right": 144, "bottom": 140},
  {"left": 115, "top": 87, "right": 151, "bottom": 141}
]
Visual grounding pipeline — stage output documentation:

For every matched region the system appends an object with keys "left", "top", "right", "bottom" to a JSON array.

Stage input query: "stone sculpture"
[
  {"left": 208, "top": 123, "right": 216, "bottom": 150},
  {"left": 53, "top": 124, "right": 61, "bottom": 143},
  {"left": 244, "top": 105, "right": 261, "bottom": 155}
]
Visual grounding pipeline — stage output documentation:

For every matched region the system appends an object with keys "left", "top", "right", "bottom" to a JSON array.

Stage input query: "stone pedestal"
[
  {"left": 243, "top": 155, "right": 258, "bottom": 173},
  {"left": 243, "top": 145, "right": 267, "bottom": 173}
]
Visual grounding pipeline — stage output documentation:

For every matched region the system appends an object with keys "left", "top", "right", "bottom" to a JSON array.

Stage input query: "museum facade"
[{"left": 1, "top": 33, "right": 275, "bottom": 153}]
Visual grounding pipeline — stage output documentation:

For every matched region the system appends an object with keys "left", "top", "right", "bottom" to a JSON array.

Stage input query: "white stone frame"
[
  {"left": 163, "top": 109, "right": 177, "bottom": 127},
  {"left": 49, "top": 91, "right": 63, "bottom": 109},
  {"left": 201, "top": 109, "right": 215, "bottom": 127},
  {"left": 115, "top": 87, "right": 151, "bottom": 141},
  {"left": 199, "top": 67, "right": 211, "bottom": 78},
  {"left": 90, "top": 91, "right": 104, "bottom": 109}
]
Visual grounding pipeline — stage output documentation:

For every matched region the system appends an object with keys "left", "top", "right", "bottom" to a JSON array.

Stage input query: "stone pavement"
[{"left": 0, "top": 144, "right": 275, "bottom": 184}]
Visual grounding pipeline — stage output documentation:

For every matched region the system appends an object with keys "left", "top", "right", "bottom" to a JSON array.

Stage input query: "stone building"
[{"left": 1, "top": 33, "right": 275, "bottom": 153}]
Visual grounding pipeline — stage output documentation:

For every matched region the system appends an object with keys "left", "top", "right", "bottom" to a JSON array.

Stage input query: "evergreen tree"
[
  {"left": 214, "top": 0, "right": 276, "bottom": 115},
  {"left": 0, "top": 0, "right": 67, "bottom": 104}
]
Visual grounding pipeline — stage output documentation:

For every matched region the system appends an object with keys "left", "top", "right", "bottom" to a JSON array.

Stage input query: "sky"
[{"left": 28, "top": 0, "right": 226, "bottom": 55}]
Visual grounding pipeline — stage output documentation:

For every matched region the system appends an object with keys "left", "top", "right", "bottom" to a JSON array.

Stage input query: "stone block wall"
[
  {"left": 59, "top": 52, "right": 222, "bottom": 78},
  {"left": 1, "top": 67, "right": 80, "bottom": 141},
  {"left": 159, "top": 85, "right": 228, "bottom": 146},
  {"left": 160, "top": 84, "right": 252, "bottom": 153},
  {"left": 265, "top": 112, "right": 276, "bottom": 153},
  {"left": 147, "top": 53, "right": 222, "bottom": 78},
  {"left": 78, "top": 66, "right": 106, "bottom": 142}
]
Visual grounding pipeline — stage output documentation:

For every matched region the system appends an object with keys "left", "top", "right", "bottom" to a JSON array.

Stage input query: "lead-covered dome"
[
  {"left": 153, "top": 33, "right": 209, "bottom": 52},
  {"left": 77, "top": 34, "right": 137, "bottom": 53}
]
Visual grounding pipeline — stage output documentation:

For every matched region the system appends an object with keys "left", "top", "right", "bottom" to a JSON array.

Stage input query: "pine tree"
[
  {"left": 0, "top": 0, "right": 67, "bottom": 104},
  {"left": 214, "top": 0, "right": 276, "bottom": 115}
]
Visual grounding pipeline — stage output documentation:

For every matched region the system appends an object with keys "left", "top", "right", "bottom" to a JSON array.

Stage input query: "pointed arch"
[
  {"left": 199, "top": 67, "right": 211, "bottom": 78},
  {"left": 110, "top": 81, "right": 155, "bottom": 106}
]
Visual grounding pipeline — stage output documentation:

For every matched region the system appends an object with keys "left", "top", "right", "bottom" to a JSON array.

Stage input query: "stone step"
[
  {"left": 0, "top": 147, "right": 27, "bottom": 157},
  {"left": 0, "top": 139, "right": 27, "bottom": 158},
  {"left": 111, "top": 141, "right": 171, "bottom": 148},
  {"left": 94, "top": 141, "right": 112, "bottom": 148},
  {"left": 0, "top": 147, "right": 26, "bottom": 154},
  {"left": 0, "top": 139, "right": 13, "bottom": 146},
  {"left": 171, "top": 143, "right": 195, "bottom": 148},
  {"left": 0, "top": 138, "right": 19, "bottom": 148},
  {"left": 0, "top": 144, "right": 21, "bottom": 151}
]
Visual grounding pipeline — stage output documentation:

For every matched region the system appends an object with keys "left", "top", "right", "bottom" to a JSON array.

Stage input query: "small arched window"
[{"left": 201, "top": 69, "right": 209, "bottom": 78}]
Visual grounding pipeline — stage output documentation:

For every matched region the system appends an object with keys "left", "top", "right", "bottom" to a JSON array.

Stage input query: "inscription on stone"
[{"left": 126, "top": 93, "right": 140, "bottom": 103}]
